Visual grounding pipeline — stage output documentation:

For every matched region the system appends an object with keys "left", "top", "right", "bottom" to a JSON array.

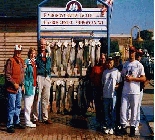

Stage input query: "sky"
[{"left": 110, "top": 0, "right": 154, "bottom": 34}]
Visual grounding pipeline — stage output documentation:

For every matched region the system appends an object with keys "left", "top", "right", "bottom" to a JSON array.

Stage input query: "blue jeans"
[
  {"left": 103, "top": 95, "right": 116, "bottom": 128},
  {"left": 7, "top": 87, "right": 22, "bottom": 128}
]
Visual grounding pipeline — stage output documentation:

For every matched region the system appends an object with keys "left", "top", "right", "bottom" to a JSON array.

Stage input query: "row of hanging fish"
[
  {"left": 51, "top": 78, "right": 91, "bottom": 115},
  {"left": 46, "top": 39, "right": 102, "bottom": 68}
]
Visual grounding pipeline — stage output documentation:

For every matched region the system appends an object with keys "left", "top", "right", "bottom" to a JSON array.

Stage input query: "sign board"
[{"left": 39, "top": 1, "right": 107, "bottom": 31}]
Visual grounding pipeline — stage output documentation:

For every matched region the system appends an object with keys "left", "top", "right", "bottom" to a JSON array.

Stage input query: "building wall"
[{"left": 0, "top": 18, "right": 38, "bottom": 74}]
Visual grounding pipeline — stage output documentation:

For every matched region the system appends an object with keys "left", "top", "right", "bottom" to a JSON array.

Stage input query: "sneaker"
[
  {"left": 14, "top": 123, "right": 25, "bottom": 129},
  {"left": 135, "top": 126, "right": 139, "bottom": 131},
  {"left": 135, "top": 127, "right": 140, "bottom": 135},
  {"left": 104, "top": 128, "right": 109, "bottom": 134},
  {"left": 33, "top": 121, "right": 40, "bottom": 126},
  {"left": 43, "top": 120, "right": 52, "bottom": 124},
  {"left": 26, "top": 123, "right": 36, "bottom": 128},
  {"left": 109, "top": 129, "right": 114, "bottom": 135},
  {"left": 7, "top": 126, "right": 15, "bottom": 133}
]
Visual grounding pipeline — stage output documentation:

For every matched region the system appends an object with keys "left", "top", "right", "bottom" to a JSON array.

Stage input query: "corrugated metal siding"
[{"left": 0, "top": 19, "right": 38, "bottom": 74}]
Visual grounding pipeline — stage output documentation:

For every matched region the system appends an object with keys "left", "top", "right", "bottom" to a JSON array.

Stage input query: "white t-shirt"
[
  {"left": 102, "top": 67, "right": 121, "bottom": 98},
  {"left": 122, "top": 60, "right": 145, "bottom": 94}
]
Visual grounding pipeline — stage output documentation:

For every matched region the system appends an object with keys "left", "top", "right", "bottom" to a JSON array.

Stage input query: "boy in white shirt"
[{"left": 102, "top": 57, "right": 121, "bottom": 134}]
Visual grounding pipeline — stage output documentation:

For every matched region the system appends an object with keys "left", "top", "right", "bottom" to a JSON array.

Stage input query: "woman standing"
[{"left": 24, "top": 47, "right": 37, "bottom": 128}]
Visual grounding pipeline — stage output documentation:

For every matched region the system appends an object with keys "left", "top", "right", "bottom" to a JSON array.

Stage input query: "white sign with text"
[{"left": 40, "top": 8, "right": 107, "bottom": 31}]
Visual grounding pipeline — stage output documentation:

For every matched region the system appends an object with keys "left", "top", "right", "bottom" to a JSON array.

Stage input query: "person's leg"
[
  {"left": 103, "top": 98, "right": 110, "bottom": 128},
  {"left": 41, "top": 76, "right": 51, "bottom": 121},
  {"left": 94, "top": 87, "right": 102, "bottom": 122},
  {"left": 120, "top": 93, "right": 129, "bottom": 127},
  {"left": 32, "top": 76, "right": 42, "bottom": 122},
  {"left": 103, "top": 98, "right": 111, "bottom": 134},
  {"left": 120, "top": 93, "right": 129, "bottom": 135},
  {"left": 129, "top": 94, "right": 140, "bottom": 137},
  {"left": 7, "top": 93, "right": 16, "bottom": 128},
  {"left": 14, "top": 88, "right": 22, "bottom": 125},
  {"left": 25, "top": 95, "right": 35, "bottom": 125},
  {"left": 129, "top": 94, "right": 140, "bottom": 127},
  {"left": 136, "top": 90, "right": 143, "bottom": 128},
  {"left": 111, "top": 95, "right": 116, "bottom": 128}
]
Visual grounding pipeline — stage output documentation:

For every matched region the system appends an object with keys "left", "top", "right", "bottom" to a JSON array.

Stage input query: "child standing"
[{"left": 102, "top": 57, "right": 121, "bottom": 134}]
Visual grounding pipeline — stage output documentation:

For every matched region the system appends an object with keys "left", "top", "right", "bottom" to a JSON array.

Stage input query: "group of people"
[
  {"left": 89, "top": 46, "right": 148, "bottom": 137},
  {"left": 4, "top": 37, "right": 148, "bottom": 137},
  {"left": 5, "top": 38, "right": 52, "bottom": 133}
]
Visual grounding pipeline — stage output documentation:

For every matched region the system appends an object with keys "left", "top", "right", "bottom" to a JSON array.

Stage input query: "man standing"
[
  {"left": 5, "top": 45, "right": 25, "bottom": 133},
  {"left": 120, "top": 46, "right": 146, "bottom": 137},
  {"left": 33, "top": 38, "right": 52, "bottom": 124}
]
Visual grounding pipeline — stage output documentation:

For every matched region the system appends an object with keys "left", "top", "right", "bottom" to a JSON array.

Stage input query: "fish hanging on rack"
[
  {"left": 95, "top": 40, "right": 101, "bottom": 64},
  {"left": 69, "top": 41, "right": 76, "bottom": 75},
  {"left": 50, "top": 41, "right": 57, "bottom": 67},
  {"left": 55, "top": 41, "right": 62, "bottom": 73},
  {"left": 46, "top": 41, "right": 51, "bottom": 57},
  {"left": 62, "top": 41, "right": 69, "bottom": 72},
  {"left": 89, "top": 40, "right": 96, "bottom": 67},
  {"left": 83, "top": 39, "right": 90, "bottom": 67},
  {"left": 76, "top": 42, "right": 84, "bottom": 76},
  {"left": 67, "top": 80, "right": 74, "bottom": 113}
]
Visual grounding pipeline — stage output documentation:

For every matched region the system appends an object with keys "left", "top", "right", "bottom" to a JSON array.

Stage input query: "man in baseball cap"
[{"left": 5, "top": 44, "right": 25, "bottom": 133}]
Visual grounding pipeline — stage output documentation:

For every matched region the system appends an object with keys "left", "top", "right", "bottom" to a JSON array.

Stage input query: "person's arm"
[
  {"left": 126, "top": 62, "right": 146, "bottom": 83},
  {"left": 115, "top": 70, "right": 121, "bottom": 90},
  {"left": 126, "top": 75, "right": 146, "bottom": 82},
  {"left": 5, "top": 59, "right": 19, "bottom": 90},
  {"left": 5, "top": 59, "right": 15, "bottom": 84},
  {"left": 144, "top": 79, "right": 150, "bottom": 87}
]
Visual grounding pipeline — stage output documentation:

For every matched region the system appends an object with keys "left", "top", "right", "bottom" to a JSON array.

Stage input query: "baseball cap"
[
  {"left": 14, "top": 45, "right": 22, "bottom": 51},
  {"left": 136, "top": 49, "right": 144, "bottom": 57},
  {"left": 129, "top": 46, "right": 136, "bottom": 52},
  {"left": 107, "top": 56, "right": 114, "bottom": 61}
]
